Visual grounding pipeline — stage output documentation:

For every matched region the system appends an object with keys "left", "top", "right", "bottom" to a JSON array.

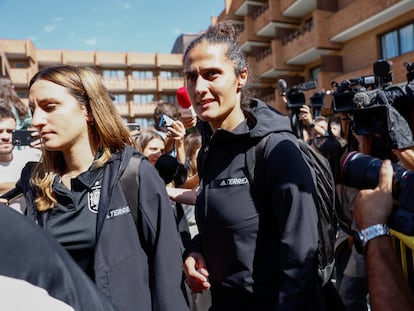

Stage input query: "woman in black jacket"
[
  {"left": 182, "top": 21, "right": 327, "bottom": 310},
  {"left": 16, "top": 65, "right": 189, "bottom": 311}
]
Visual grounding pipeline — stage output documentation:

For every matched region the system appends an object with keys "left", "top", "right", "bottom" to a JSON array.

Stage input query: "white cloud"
[
  {"left": 84, "top": 38, "right": 97, "bottom": 46},
  {"left": 54, "top": 16, "right": 62, "bottom": 22},
  {"left": 44, "top": 24, "right": 56, "bottom": 33}
]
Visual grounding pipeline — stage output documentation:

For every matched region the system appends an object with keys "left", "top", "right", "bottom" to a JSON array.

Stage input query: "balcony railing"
[
  {"left": 130, "top": 102, "right": 157, "bottom": 117},
  {"left": 96, "top": 51, "right": 127, "bottom": 67},
  {"left": 157, "top": 77, "right": 184, "bottom": 91},
  {"left": 9, "top": 68, "right": 31, "bottom": 87},
  {"left": 156, "top": 53, "right": 183, "bottom": 68},
  {"left": 283, "top": 10, "right": 341, "bottom": 64},
  {"left": 103, "top": 78, "right": 128, "bottom": 91},
  {"left": 329, "top": 0, "right": 411, "bottom": 42},
  {"left": 129, "top": 78, "right": 157, "bottom": 91},
  {"left": 253, "top": 1, "right": 298, "bottom": 37}
]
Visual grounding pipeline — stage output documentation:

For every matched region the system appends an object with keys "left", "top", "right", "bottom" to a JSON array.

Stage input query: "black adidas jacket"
[{"left": 191, "top": 99, "right": 327, "bottom": 310}]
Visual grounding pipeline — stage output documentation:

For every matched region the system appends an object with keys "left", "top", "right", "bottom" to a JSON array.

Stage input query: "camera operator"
[
  {"left": 299, "top": 104, "right": 328, "bottom": 140},
  {"left": 354, "top": 160, "right": 414, "bottom": 311}
]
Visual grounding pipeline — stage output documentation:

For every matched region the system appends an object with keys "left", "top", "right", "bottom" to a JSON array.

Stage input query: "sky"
[{"left": 0, "top": 0, "right": 225, "bottom": 53}]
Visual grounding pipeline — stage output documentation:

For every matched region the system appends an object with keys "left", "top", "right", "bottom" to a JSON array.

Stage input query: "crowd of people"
[{"left": 0, "top": 20, "right": 414, "bottom": 311}]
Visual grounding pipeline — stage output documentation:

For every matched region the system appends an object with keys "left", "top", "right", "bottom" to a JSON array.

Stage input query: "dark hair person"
[
  {"left": 15, "top": 65, "right": 189, "bottom": 311},
  {"left": 182, "top": 21, "right": 332, "bottom": 310},
  {"left": 0, "top": 75, "right": 32, "bottom": 129}
]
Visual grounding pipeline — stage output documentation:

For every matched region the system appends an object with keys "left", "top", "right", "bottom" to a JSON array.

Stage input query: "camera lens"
[
  {"left": 340, "top": 152, "right": 382, "bottom": 189},
  {"left": 341, "top": 152, "right": 414, "bottom": 233},
  {"left": 340, "top": 151, "right": 409, "bottom": 197}
]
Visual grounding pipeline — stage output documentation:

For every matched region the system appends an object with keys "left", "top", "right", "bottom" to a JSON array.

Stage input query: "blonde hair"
[{"left": 29, "top": 65, "right": 135, "bottom": 211}]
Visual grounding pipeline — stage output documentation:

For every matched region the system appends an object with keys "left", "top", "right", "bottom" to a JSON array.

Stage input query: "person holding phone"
[{"left": 0, "top": 106, "right": 41, "bottom": 213}]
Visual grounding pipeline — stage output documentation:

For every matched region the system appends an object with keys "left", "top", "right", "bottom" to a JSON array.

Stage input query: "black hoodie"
[{"left": 191, "top": 99, "right": 326, "bottom": 310}]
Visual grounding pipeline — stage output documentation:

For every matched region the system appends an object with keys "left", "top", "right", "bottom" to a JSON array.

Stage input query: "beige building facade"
[
  {"left": 0, "top": 40, "right": 185, "bottom": 127},
  {"left": 1, "top": 0, "right": 414, "bottom": 122}
]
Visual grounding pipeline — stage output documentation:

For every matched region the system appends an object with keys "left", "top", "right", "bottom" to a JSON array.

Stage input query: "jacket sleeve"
[
  {"left": 265, "top": 135, "right": 320, "bottom": 310},
  {"left": 137, "top": 160, "right": 189, "bottom": 311}
]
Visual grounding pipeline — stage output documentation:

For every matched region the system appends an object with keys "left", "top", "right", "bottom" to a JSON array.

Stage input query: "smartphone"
[
  {"left": 12, "top": 130, "right": 35, "bottom": 146},
  {"left": 158, "top": 114, "right": 174, "bottom": 131}
]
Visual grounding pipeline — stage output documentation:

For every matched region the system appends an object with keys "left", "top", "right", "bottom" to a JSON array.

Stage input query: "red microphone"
[
  {"left": 176, "top": 86, "right": 191, "bottom": 108},
  {"left": 176, "top": 86, "right": 195, "bottom": 117}
]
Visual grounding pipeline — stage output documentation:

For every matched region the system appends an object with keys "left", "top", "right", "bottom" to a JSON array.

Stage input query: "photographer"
[
  {"left": 354, "top": 160, "right": 414, "bottom": 311},
  {"left": 299, "top": 104, "right": 328, "bottom": 140}
]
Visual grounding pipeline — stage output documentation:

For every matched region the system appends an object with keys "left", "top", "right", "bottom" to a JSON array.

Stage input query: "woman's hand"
[{"left": 183, "top": 252, "right": 211, "bottom": 293}]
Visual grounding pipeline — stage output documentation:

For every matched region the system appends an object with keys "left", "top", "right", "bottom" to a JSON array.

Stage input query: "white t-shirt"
[
  {"left": 0, "top": 148, "right": 41, "bottom": 213},
  {"left": 0, "top": 276, "right": 74, "bottom": 311}
]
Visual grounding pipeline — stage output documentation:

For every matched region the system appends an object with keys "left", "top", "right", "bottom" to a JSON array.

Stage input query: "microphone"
[
  {"left": 353, "top": 92, "right": 370, "bottom": 108},
  {"left": 278, "top": 79, "right": 287, "bottom": 91},
  {"left": 176, "top": 86, "right": 191, "bottom": 108},
  {"left": 176, "top": 86, "right": 196, "bottom": 118}
]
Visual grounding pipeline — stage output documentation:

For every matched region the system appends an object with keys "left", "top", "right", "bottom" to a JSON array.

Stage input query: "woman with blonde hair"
[{"left": 15, "top": 65, "right": 189, "bottom": 311}]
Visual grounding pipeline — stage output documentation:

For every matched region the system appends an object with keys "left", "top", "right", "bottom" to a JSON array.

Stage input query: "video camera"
[
  {"left": 279, "top": 79, "right": 318, "bottom": 109},
  {"left": 278, "top": 79, "right": 318, "bottom": 139},
  {"left": 332, "top": 60, "right": 408, "bottom": 136},
  {"left": 405, "top": 62, "right": 414, "bottom": 98},
  {"left": 341, "top": 151, "right": 414, "bottom": 235}
]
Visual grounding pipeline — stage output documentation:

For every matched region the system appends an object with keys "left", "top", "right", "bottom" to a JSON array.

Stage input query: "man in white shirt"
[{"left": 0, "top": 107, "right": 41, "bottom": 213}]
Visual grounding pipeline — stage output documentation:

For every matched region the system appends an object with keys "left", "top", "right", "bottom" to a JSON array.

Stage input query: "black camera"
[
  {"left": 284, "top": 80, "right": 317, "bottom": 109},
  {"left": 406, "top": 62, "right": 414, "bottom": 82},
  {"left": 340, "top": 151, "right": 414, "bottom": 235}
]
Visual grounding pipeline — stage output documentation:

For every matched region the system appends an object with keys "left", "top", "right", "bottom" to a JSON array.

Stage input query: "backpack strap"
[
  {"left": 245, "top": 134, "right": 272, "bottom": 184},
  {"left": 119, "top": 152, "right": 143, "bottom": 228}
]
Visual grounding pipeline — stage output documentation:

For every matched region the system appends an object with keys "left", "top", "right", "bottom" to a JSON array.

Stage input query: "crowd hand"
[
  {"left": 30, "top": 130, "right": 42, "bottom": 150},
  {"left": 298, "top": 105, "right": 312, "bottom": 126},
  {"left": 181, "top": 115, "right": 197, "bottom": 130},
  {"left": 392, "top": 147, "right": 414, "bottom": 170},
  {"left": 184, "top": 252, "right": 211, "bottom": 293},
  {"left": 354, "top": 159, "right": 394, "bottom": 229},
  {"left": 167, "top": 120, "right": 186, "bottom": 141}
]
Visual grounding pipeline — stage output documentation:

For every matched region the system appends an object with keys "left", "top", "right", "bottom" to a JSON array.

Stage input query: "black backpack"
[{"left": 246, "top": 134, "right": 337, "bottom": 286}]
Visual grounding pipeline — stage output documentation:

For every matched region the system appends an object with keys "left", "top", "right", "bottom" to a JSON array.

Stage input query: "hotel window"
[
  {"left": 310, "top": 66, "right": 321, "bottom": 82},
  {"left": 16, "top": 90, "right": 28, "bottom": 98},
  {"left": 133, "top": 94, "right": 154, "bottom": 104},
  {"left": 103, "top": 70, "right": 125, "bottom": 79},
  {"left": 159, "top": 71, "right": 181, "bottom": 79},
  {"left": 161, "top": 94, "right": 177, "bottom": 104},
  {"left": 133, "top": 117, "right": 153, "bottom": 129},
  {"left": 381, "top": 23, "right": 414, "bottom": 59},
  {"left": 112, "top": 94, "right": 126, "bottom": 104},
  {"left": 132, "top": 70, "right": 153, "bottom": 79},
  {"left": 14, "top": 62, "right": 27, "bottom": 69}
]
